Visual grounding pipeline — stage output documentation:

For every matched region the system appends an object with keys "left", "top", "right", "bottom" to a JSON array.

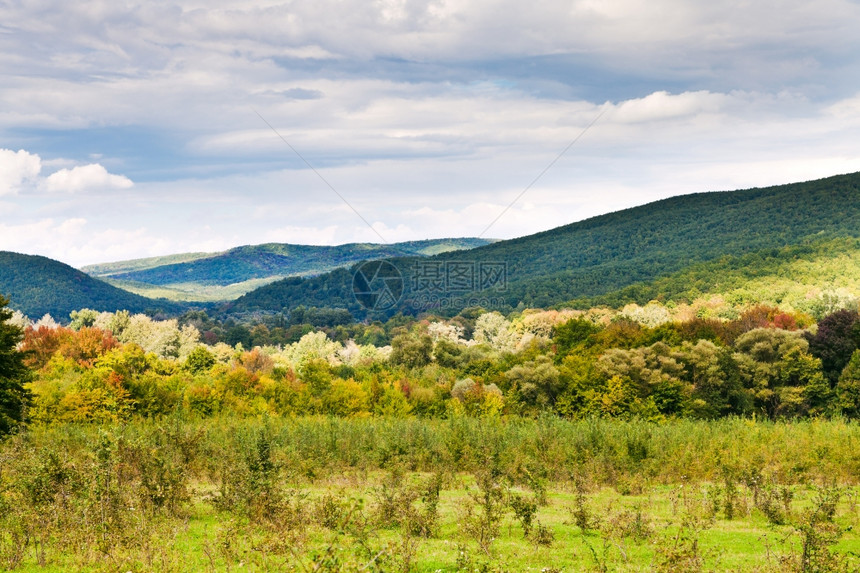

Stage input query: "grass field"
[
  {"left": 101, "top": 276, "right": 289, "bottom": 302},
  {"left": 2, "top": 416, "right": 860, "bottom": 571}
]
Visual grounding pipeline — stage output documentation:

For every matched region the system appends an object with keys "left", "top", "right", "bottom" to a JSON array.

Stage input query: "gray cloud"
[{"left": 1, "top": 1, "right": 860, "bottom": 265}]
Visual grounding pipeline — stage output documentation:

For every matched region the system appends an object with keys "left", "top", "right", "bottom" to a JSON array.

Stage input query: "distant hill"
[
  {"left": 84, "top": 239, "right": 494, "bottom": 301},
  {"left": 228, "top": 172, "right": 860, "bottom": 318},
  {"left": 0, "top": 252, "right": 181, "bottom": 321},
  {"left": 82, "top": 251, "right": 215, "bottom": 276}
]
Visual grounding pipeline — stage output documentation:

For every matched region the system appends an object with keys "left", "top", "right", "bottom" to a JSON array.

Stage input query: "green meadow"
[{"left": 2, "top": 416, "right": 860, "bottom": 572}]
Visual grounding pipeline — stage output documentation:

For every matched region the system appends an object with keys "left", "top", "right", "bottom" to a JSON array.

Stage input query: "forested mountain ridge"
[
  {"left": 5, "top": 172, "right": 860, "bottom": 321},
  {"left": 85, "top": 239, "right": 493, "bottom": 286},
  {"left": 0, "top": 251, "right": 180, "bottom": 319},
  {"left": 82, "top": 251, "right": 215, "bottom": 277},
  {"left": 230, "top": 172, "right": 860, "bottom": 317},
  {"left": 83, "top": 238, "right": 493, "bottom": 301}
]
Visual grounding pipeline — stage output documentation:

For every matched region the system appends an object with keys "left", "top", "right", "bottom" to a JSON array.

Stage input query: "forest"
[{"left": 5, "top": 299, "right": 860, "bottom": 425}]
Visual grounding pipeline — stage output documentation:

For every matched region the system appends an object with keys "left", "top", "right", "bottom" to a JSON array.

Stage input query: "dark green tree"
[
  {"left": 735, "top": 328, "right": 827, "bottom": 418},
  {"left": 225, "top": 324, "right": 253, "bottom": 348},
  {"left": 805, "top": 310, "right": 860, "bottom": 384},
  {"left": 552, "top": 318, "right": 601, "bottom": 355},
  {"left": 1, "top": 295, "right": 32, "bottom": 437},
  {"left": 836, "top": 350, "right": 860, "bottom": 417}
]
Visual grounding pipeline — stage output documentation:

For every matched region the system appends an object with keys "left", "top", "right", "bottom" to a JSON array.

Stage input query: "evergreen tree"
[{"left": 0, "top": 295, "right": 31, "bottom": 437}]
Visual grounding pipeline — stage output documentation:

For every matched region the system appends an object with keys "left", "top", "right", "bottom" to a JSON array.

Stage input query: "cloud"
[
  {"left": 1, "top": 148, "right": 134, "bottom": 196},
  {"left": 0, "top": 149, "right": 41, "bottom": 196},
  {"left": 264, "top": 224, "right": 340, "bottom": 245},
  {"left": 2, "top": 1, "right": 860, "bottom": 266},
  {"left": 0, "top": 218, "right": 172, "bottom": 268},
  {"left": 43, "top": 163, "right": 133, "bottom": 193},
  {"left": 277, "top": 88, "right": 325, "bottom": 100},
  {"left": 609, "top": 91, "right": 731, "bottom": 124}
]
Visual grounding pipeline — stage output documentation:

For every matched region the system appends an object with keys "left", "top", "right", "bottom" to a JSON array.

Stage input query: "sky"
[{"left": 2, "top": 0, "right": 860, "bottom": 268}]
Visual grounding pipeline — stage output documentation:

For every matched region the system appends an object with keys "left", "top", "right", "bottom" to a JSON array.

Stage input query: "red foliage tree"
[{"left": 21, "top": 326, "right": 120, "bottom": 370}]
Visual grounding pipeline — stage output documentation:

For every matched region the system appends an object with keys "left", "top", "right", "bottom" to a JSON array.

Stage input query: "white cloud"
[
  {"left": 609, "top": 91, "right": 731, "bottom": 124},
  {"left": 264, "top": 224, "right": 340, "bottom": 245},
  {"left": 43, "top": 163, "right": 133, "bottom": 193},
  {"left": 0, "top": 149, "right": 41, "bottom": 196},
  {"left": 0, "top": 149, "right": 134, "bottom": 196},
  {"left": 2, "top": 1, "right": 860, "bottom": 265},
  {"left": 0, "top": 218, "right": 172, "bottom": 268}
]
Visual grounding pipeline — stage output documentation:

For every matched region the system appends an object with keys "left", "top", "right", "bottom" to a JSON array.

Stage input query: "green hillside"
[
  {"left": 84, "top": 238, "right": 493, "bottom": 301},
  {"left": 229, "top": 172, "right": 860, "bottom": 317},
  {"left": 0, "top": 251, "right": 181, "bottom": 320},
  {"left": 100, "top": 276, "right": 287, "bottom": 303},
  {"left": 571, "top": 236, "right": 860, "bottom": 314},
  {"left": 82, "top": 251, "right": 215, "bottom": 276}
]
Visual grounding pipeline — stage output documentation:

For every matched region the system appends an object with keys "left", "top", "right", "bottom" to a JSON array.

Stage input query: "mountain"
[
  {"left": 228, "top": 172, "right": 860, "bottom": 318},
  {"left": 83, "top": 238, "right": 494, "bottom": 302},
  {"left": 82, "top": 251, "right": 215, "bottom": 276},
  {"left": 0, "top": 252, "right": 181, "bottom": 320},
  {"left": 573, "top": 236, "right": 860, "bottom": 314}
]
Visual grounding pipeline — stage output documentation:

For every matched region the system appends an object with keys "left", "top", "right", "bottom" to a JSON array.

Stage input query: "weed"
[
  {"left": 135, "top": 444, "right": 189, "bottom": 515},
  {"left": 756, "top": 480, "right": 794, "bottom": 526},
  {"left": 460, "top": 467, "right": 507, "bottom": 556},
  {"left": 374, "top": 465, "right": 412, "bottom": 528},
  {"left": 791, "top": 484, "right": 848, "bottom": 573},
  {"left": 602, "top": 503, "right": 654, "bottom": 543},
  {"left": 454, "top": 543, "right": 509, "bottom": 572},
  {"left": 722, "top": 468, "right": 742, "bottom": 520},
  {"left": 653, "top": 517, "right": 707, "bottom": 573},
  {"left": 373, "top": 467, "right": 441, "bottom": 539},
  {"left": 508, "top": 491, "right": 538, "bottom": 537},
  {"left": 567, "top": 474, "right": 600, "bottom": 533},
  {"left": 316, "top": 490, "right": 356, "bottom": 531},
  {"left": 512, "top": 461, "right": 549, "bottom": 505},
  {"left": 581, "top": 532, "right": 615, "bottom": 573},
  {"left": 615, "top": 474, "right": 647, "bottom": 496},
  {"left": 529, "top": 522, "right": 555, "bottom": 547},
  {"left": 410, "top": 470, "right": 443, "bottom": 538},
  {"left": 653, "top": 490, "right": 714, "bottom": 573}
]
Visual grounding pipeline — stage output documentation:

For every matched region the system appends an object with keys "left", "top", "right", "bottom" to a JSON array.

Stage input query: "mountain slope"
[
  {"left": 570, "top": 236, "right": 860, "bottom": 313},
  {"left": 83, "top": 238, "right": 493, "bottom": 302},
  {"left": 229, "top": 172, "right": 860, "bottom": 317},
  {"left": 82, "top": 251, "right": 215, "bottom": 276},
  {"left": 0, "top": 252, "right": 181, "bottom": 320}
]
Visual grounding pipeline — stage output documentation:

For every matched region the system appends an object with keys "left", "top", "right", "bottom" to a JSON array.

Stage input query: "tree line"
[{"left": 3, "top": 292, "right": 860, "bottom": 436}]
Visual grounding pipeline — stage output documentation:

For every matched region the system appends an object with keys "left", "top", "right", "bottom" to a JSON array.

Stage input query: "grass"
[
  {"left": 8, "top": 475, "right": 860, "bottom": 571},
  {"left": 3, "top": 416, "right": 860, "bottom": 571},
  {"left": 101, "top": 276, "right": 288, "bottom": 302}
]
